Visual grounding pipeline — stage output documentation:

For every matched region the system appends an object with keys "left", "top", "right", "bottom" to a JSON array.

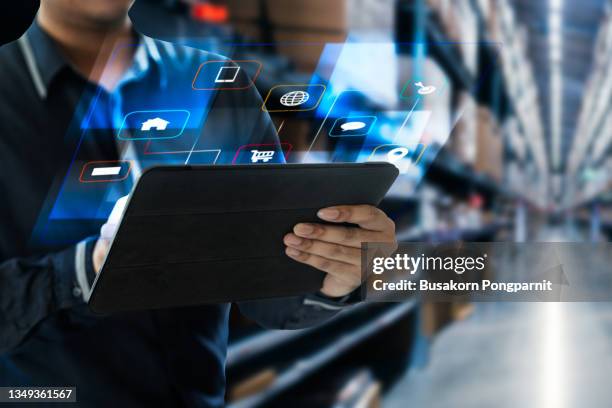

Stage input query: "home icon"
[{"left": 141, "top": 117, "right": 170, "bottom": 131}]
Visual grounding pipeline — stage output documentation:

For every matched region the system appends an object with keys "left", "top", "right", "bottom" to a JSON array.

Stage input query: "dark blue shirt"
[{"left": 0, "top": 21, "right": 347, "bottom": 407}]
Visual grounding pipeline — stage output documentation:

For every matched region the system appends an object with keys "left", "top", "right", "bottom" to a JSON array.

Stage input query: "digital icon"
[
  {"left": 250, "top": 150, "right": 275, "bottom": 163},
  {"left": 262, "top": 84, "right": 326, "bottom": 112},
  {"left": 141, "top": 117, "right": 169, "bottom": 131},
  {"left": 400, "top": 77, "right": 447, "bottom": 100},
  {"left": 330, "top": 116, "right": 377, "bottom": 137},
  {"left": 80, "top": 160, "right": 132, "bottom": 183},
  {"left": 367, "top": 144, "right": 427, "bottom": 174},
  {"left": 414, "top": 82, "right": 436, "bottom": 95},
  {"left": 91, "top": 166, "right": 122, "bottom": 177},
  {"left": 233, "top": 143, "right": 293, "bottom": 164},
  {"left": 215, "top": 66, "right": 241, "bottom": 83},
  {"left": 192, "top": 60, "right": 262, "bottom": 91},
  {"left": 343, "top": 122, "right": 366, "bottom": 131},
  {"left": 118, "top": 110, "right": 190, "bottom": 141},
  {"left": 387, "top": 146, "right": 411, "bottom": 163},
  {"left": 280, "top": 91, "right": 310, "bottom": 107}
]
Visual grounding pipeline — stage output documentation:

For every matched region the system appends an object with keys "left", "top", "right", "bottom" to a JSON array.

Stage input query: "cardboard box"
[
  {"left": 449, "top": 92, "right": 477, "bottom": 165},
  {"left": 267, "top": 0, "right": 346, "bottom": 31},
  {"left": 224, "top": 0, "right": 261, "bottom": 21},
  {"left": 266, "top": 0, "right": 394, "bottom": 32},
  {"left": 422, "top": 301, "right": 475, "bottom": 336},
  {"left": 231, "top": 21, "right": 263, "bottom": 41},
  {"left": 439, "top": 5, "right": 461, "bottom": 42},
  {"left": 273, "top": 29, "right": 347, "bottom": 71},
  {"left": 485, "top": 0, "right": 500, "bottom": 42},
  {"left": 335, "top": 370, "right": 382, "bottom": 408},
  {"left": 475, "top": 108, "right": 503, "bottom": 182},
  {"left": 227, "top": 369, "right": 276, "bottom": 402},
  {"left": 421, "top": 301, "right": 453, "bottom": 337},
  {"left": 487, "top": 135, "right": 503, "bottom": 182},
  {"left": 454, "top": 1, "right": 479, "bottom": 74},
  {"left": 451, "top": 302, "right": 475, "bottom": 321}
]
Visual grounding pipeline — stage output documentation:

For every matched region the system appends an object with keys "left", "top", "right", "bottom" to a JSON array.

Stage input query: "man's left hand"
[{"left": 284, "top": 205, "right": 396, "bottom": 298}]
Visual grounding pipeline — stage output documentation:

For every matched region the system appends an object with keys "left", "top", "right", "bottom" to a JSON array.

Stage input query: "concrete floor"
[
  {"left": 384, "top": 227, "right": 612, "bottom": 408},
  {"left": 384, "top": 302, "right": 612, "bottom": 408}
]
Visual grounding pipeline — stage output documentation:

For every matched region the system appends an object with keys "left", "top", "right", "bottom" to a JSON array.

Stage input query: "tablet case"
[{"left": 89, "top": 163, "right": 398, "bottom": 313}]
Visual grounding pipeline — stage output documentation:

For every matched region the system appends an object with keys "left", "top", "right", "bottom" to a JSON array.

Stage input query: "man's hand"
[
  {"left": 93, "top": 196, "right": 129, "bottom": 274},
  {"left": 284, "top": 205, "right": 396, "bottom": 298},
  {"left": 93, "top": 239, "right": 110, "bottom": 274}
]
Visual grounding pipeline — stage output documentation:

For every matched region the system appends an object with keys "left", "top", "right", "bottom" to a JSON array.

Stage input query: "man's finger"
[
  {"left": 317, "top": 205, "right": 394, "bottom": 232},
  {"left": 285, "top": 247, "right": 361, "bottom": 287},
  {"left": 293, "top": 223, "right": 382, "bottom": 248},
  {"left": 93, "top": 239, "right": 111, "bottom": 275},
  {"left": 284, "top": 234, "right": 361, "bottom": 266}
]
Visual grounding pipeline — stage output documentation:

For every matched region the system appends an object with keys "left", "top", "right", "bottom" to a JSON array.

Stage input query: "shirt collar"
[
  {"left": 18, "top": 20, "right": 67, "bottom": 98},
  {"left": 18, "top": 19, "right": 166, "bottom": 99}
]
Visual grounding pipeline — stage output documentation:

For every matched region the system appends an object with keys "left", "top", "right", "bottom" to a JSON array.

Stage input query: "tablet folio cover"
[{"left": 89, "top": 163, "right": 398, "bottom": 313}]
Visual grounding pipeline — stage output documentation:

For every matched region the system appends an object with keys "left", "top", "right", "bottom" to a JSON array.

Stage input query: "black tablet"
[{"left": 88, "top": 163, "right": 398, "bottom": 313}]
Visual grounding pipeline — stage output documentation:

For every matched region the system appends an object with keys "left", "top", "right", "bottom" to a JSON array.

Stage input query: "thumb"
[{"left": 100, "top": 195, "right": 129, "bottom": 240}]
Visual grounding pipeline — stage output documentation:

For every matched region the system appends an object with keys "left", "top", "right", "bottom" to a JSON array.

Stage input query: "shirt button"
[{"left": 72, "top": 287, "right": 83, "bottom": 298}]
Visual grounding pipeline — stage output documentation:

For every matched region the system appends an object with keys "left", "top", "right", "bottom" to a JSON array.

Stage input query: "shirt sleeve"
[
  {"left": 236, "top": 289, "right": 362, "bottom": 330},
  {"left": 0, "top": 238, "right": 96, "bottom": 354}
]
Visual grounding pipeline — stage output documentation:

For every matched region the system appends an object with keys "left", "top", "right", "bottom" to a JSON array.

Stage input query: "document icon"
[
  {"left": 215, "top": 66, "right": 241, "bottom": 83},
  {"left": 192, "top": 60, "right": 262, "bottom": 91},
  {"left": 80, "top": 161, "right": 132, "bottom": 183}
]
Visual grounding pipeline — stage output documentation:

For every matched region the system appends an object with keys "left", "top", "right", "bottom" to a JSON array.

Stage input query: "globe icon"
[{"left": 280, "top": 90, "right": 310, "bottom": 107}]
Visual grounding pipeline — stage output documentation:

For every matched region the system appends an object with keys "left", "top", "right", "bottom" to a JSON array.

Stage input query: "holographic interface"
[{"left": 32, "top": 40, "right": 500, "bottom": 246}]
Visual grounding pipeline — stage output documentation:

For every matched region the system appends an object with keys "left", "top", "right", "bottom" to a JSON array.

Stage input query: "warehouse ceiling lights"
[{"left": 549, "top": 0, "right": 563, "bottom": 174}]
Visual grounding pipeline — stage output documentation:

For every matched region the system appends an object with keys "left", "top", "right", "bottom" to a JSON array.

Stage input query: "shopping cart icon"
[{"left": 250, "top": 150, "right": 275, "bottom": 163}]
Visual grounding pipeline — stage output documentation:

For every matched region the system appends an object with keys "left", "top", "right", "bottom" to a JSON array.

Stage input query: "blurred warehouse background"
[{"left": 119, "top": 0, "right": 612, "bottom": 407}]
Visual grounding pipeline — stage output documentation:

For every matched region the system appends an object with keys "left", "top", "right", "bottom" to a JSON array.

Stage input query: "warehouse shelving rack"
[
  {"left": 132, "top": 1, "right": 537, "bottom": 406},
  {"left": 223, "top": 2, "right": 525, "bottom": 406}
]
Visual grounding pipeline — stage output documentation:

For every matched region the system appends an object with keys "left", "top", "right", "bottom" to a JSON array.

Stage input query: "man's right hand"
[
  {"left": 93, "top": 239, "right": 110, "bottom": 275},
  {"left": 93, "top": 196, "right": 129, "bottom": 274}
]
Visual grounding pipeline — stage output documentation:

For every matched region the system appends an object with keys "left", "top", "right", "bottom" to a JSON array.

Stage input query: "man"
[{"left": 0, "top": 1, "right": 396, "bottom": 406}]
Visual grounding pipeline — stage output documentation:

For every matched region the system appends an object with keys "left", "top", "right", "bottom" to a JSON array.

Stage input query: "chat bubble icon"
[
  {"left": 341, "top": 121, "right": 367, "bottom": 132},
  {"left": 330, "top": 116, "right": 377, "bottom": 137}
]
